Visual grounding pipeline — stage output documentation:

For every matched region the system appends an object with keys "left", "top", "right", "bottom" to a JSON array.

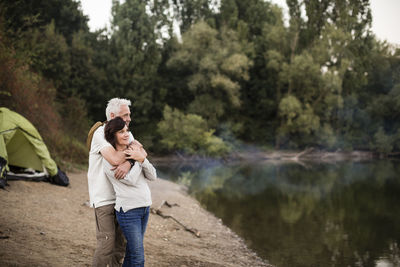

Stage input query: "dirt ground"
[{"left": 0, "top": 170, "right": 270, "bottom": 267}]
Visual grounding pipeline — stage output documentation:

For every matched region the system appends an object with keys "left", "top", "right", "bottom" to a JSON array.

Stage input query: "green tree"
[
  {"left": 168, "top": 0, "right": 214, "bottom": 34},
  {"left": 26, "top": 22, "right": 71, "bottom": 95},
  {"left": 111, "top": 0, "right": 164, "bottom": 141},
  {"left": 265, "top": 0, "right": 375, "bottom": 148},
  {"left": 167, "top": 21, "right": 252, "bottom": 128},
  {"left": 219, "top": 1, "right": 285, "bottom": 143},
  {"left": 0, "top": 0, "right": 88, "bottom": 43}
]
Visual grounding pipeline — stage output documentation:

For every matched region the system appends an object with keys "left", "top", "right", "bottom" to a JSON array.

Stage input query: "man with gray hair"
[{"left": 88, "top": 97, "right": 141, "bottom": 266}]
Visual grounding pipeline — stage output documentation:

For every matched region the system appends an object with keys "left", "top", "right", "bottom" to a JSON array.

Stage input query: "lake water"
[{"left": 154, "top": 159, "right": 400, "bottom": 267}]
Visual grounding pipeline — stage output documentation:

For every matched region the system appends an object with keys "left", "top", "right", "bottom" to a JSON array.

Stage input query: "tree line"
[{"left": 0, "top": 0, "right": 399, "bottom": 162}]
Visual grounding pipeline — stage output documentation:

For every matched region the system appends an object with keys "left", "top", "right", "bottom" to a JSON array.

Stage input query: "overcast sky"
[{"left": 80, "top": 0, "right": 400, "bottom": 45}]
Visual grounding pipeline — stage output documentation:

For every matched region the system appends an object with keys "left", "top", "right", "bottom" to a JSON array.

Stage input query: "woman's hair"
[
  {"left": 105, "top": 98, "right": 131, "bottom": 121},
  {"left": 104, "top": 117, "right": 126, "bottom": 148}
]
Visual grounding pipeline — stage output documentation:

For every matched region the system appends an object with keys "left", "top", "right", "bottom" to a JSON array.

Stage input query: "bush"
[
  {"left": 0, "top": 26, "right": 88, "bottom": 168},
  {"left": 372, "top": 127, "right": 394, "bottom": 155},
  {"left": 48, "top": 134, "right": 88, "bottom": 168},
  {"left": 157, "top": 106, "right": 230, "bottom": 156}
]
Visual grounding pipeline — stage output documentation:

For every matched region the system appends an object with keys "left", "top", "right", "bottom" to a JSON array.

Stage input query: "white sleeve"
[
  {"left": 90, "top": 127, "right": 112, "bottom": 154},
  {"left": 103, "top": 159, "right": 114, "bottom": 179},
  {"left": 103, "top": 159, "right": 138, "bottom": 186},
  {"left": 141, "top": 159, "right": 157, "bottom": 181},
  {"left": 121, "top": 161, "right": 143, "bottom": 185}
]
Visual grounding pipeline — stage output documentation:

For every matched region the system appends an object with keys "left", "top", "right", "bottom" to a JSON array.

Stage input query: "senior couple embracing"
[{"left": 87, "top": 98, "right": 157, "bottom": 267}]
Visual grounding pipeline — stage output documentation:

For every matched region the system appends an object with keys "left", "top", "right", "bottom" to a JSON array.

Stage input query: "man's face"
[{"left": 113, "top": 105, "right": 131, "bottom": 126}]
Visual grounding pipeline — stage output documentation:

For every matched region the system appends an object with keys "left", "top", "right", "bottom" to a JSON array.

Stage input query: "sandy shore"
[{"left": 0, "top": 170, "right": 270, "bottom": 266}]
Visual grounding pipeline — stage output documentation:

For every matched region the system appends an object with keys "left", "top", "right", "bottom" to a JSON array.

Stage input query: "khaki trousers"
[{"left": 92, "top": 204, "right": 126, "bottom": 267}]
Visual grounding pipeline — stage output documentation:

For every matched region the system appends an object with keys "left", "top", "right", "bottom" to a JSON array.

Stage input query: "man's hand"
[
  {"left": 124, "top": 146, "right": 147, "bottom": 163},
  {"left": 111, "top": 160, "right": 131, "bottom": 179}
]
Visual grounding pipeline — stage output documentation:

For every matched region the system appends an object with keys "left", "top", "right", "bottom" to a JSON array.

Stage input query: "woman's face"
[{"left": 115, "top": 125, "right": 130, "bottom": 146}]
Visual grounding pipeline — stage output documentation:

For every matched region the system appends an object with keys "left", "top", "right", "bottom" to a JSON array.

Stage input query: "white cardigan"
[{"left": 103, "top": 158, "right": 157, "bottom": 212}]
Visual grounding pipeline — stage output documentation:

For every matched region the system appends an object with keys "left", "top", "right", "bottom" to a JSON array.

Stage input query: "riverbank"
[
  {"left": 152, "top": 149, "right": 378, "bottom": 164},
  {"left": 0, "top": 170, "right": 270, "bottom": 266}
]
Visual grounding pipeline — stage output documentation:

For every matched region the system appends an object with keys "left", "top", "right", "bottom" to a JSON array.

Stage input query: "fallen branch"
[
  {"left": 156, "top": 200, "right": 180, "bottom": 210},
  {"left": 292, "top": 147, "right": 313, "bottom": 160},
  {"left": 164, "top": 201, "right": 179, "bottom": 208},
  {"left": 151, "top": 208, "right": 201, "bottom": 238},
  {"left": 281, "top": 147, "right": 314, "bottom": 161},
  {"left": 151, "top": 200, "right": 200, "bottom": 238}
]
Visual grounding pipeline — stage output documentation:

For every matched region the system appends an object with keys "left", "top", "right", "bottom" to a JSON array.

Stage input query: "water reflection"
[{"left": 155, "top": 160, "right": 400, "bottom": 267}]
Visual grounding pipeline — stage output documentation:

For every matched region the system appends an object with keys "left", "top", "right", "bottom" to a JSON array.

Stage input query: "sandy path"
[{"left": 0, "top": 170, "right": 270, "bottom": 266}]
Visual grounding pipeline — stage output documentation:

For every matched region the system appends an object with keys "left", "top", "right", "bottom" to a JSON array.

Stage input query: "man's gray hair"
[{"left": 105, "top": 98, "right": 131, "bottom": 121}]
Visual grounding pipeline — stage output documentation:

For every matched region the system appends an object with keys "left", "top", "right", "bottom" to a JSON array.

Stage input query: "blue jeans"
[{"left": 116, "top": 206, "right": 150, "bottom": 267}]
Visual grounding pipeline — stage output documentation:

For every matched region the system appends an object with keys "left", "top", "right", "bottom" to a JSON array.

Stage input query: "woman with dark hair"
[{"left": 104, "top": 116, "right": 157, "bottom": 267}]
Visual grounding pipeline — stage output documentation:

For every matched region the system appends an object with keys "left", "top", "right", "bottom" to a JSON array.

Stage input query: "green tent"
[{"left": 0, "top": 107, "right": 69, "bottom": 188}]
